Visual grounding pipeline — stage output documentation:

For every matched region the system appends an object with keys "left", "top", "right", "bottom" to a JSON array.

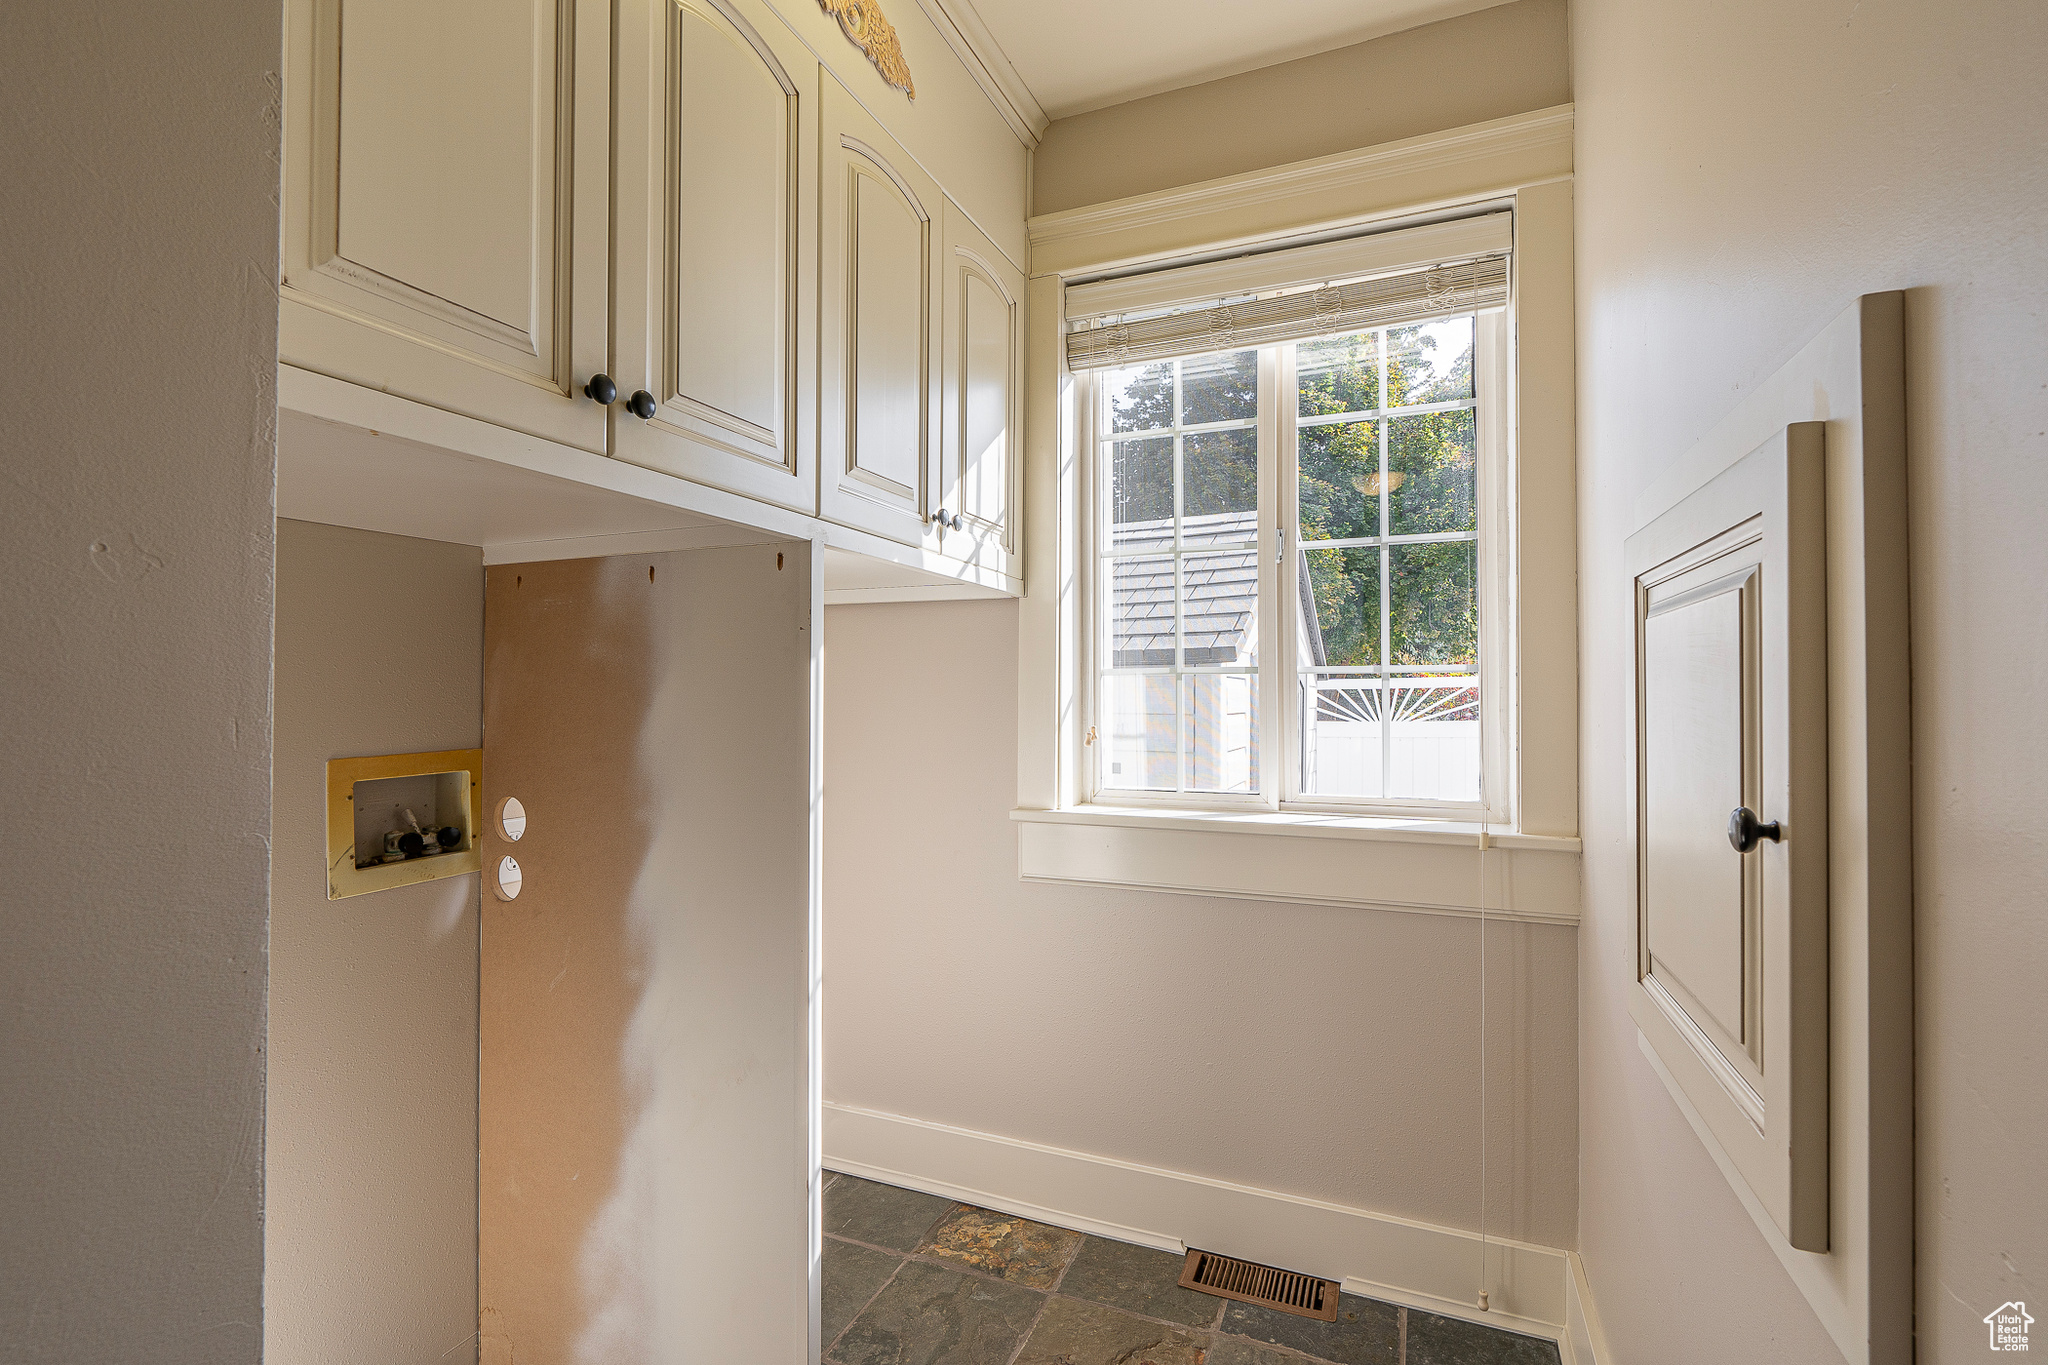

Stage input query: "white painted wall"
[
  {"left": 1030, "top": 0, "right": 1569, "bottom": 216},
  {"left": 1573, "top": 1, "right": 2048, "bottom": 1359},
  {"left": 823, "top": 600, "right": 1578, "bottom": 1251},
  {"left": 268, "top": 520, "right": 484, "bottom": 1365},
  {"left": 0, "top": 1, "right": 279, "bottom": 1357}
]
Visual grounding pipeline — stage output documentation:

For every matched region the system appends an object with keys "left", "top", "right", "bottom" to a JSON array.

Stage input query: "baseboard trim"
[
  {"left": 824, "top": 1101, "right": 1595, "bottom": 1348},
  {"left": 1563, "top": 1251, "right": 1613, "bottom": 1365}
]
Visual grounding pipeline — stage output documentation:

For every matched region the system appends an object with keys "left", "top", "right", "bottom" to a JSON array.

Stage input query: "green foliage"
[
  {"left": 1107, "top": 351, "right": 1258, "bottom": 530},
  {"left": 1108, "top": 360, "right": 1175, "bottom": 433},
  {"left": 1105, "top": 324, "right": 1479, "bottom": 670},
  {"left": 1111, "top": 438, "right": 1172, "bottom": 526},
  {"left": 1304, "top": 546, "right": 1379, "bottom": 666},
  {"left": 1389, "top": 541, "right": 1476, "bottom": 665}
]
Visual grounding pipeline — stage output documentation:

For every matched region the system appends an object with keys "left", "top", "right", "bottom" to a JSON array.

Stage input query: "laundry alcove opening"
[{"left": 267, "top": 521, "right": 818, "bottom": 1365}]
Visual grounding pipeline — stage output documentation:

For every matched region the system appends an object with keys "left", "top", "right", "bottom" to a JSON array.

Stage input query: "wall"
[
  {"left": 480, "top": 545, "right": 817, "bottom": 1365},
  {"left": 1573, "top": 1, "right": 2048, "bottom": 1361},
  {"left": 267, "top": 520, "right": 484, "bottom": 1365},
  {"left": 823, "top": 601, "right": 1579, "bottom": 1251},
  {"left": 0, "top": 2, "right": 280, "bottom": 1360},
  {"left": 1030, "top": 0, "right": 1569, "bottom": 216}
]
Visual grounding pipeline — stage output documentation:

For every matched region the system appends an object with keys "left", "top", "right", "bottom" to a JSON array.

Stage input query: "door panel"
[
  {"left": 1626, "top": 422, "right": 1829, "bottom": 1252},
  {"left": 850, "top": 172, "right": 930, "bottom": 500},
  {"left": 937, "top": 200, "right": 1024, "bottom": 574},
  {"left": 1643, "top": 573, "right": 1753, "bottom": 1069},
  {"left": 819, "top": 76, "right": 941, "bottom": 547},
  {"left": 281, "top": 0, "right": 608, "bottom": 452},
  {"left": 613, "top": 0, "right": 817, "bottom": 510}
]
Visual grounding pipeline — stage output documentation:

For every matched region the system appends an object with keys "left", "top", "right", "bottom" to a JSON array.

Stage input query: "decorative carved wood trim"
[{"left": 819, "top": 0, "right": 915, "bottom": 98}]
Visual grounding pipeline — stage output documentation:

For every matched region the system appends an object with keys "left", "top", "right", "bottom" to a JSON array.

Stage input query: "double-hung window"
[{"left": 1073, "top": 217, "right": 1511, "bottom": 821}]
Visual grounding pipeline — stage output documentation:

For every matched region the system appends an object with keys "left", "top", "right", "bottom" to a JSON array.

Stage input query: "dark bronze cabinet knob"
[
  {"left": 627, "top": 390, "right": 657, "bottom": 420},
  {"left": 583, "top": 373, "right": 618, "bottom": 405},
  {"left": 1728, "top": 806, "right": 1783, "bottom": 853}
]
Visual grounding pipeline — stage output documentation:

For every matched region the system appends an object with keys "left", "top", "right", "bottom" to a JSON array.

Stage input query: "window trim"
[
  {"left": 1076, "top": 312, "right": 1511, "bottom": 822},
  {"left": 1079, "top": 349, "right": 1280, "bottom": 813},
  {"left": 1015, "top": 112, "right": 1580, "bottom": 917}
]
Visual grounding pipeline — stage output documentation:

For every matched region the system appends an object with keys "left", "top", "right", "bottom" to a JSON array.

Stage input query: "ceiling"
[{"left": 959, "top": 0, "right": 1516, "bottom": 120}]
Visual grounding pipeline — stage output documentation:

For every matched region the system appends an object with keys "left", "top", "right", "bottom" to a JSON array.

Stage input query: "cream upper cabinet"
[
  {"left": 612, "top": 0, "right": 818, "bottom": 512},
  {"left": 934, "top": 199, "right": 1024, "bottom": 574},
  {"left": 818, "top": 77, "right": 944, "bottom": 549},
  {"left": 281, "top": 0, "right": 611, "bottom": 453}
]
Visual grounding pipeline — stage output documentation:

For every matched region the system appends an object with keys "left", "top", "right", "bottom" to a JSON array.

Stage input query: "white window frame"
[
  {"left": 1013, "top": 112, "right": 1582, "bottom": 923},
  {"left": 1076, "top": 311, "right": 1511, "bottom": 823}
]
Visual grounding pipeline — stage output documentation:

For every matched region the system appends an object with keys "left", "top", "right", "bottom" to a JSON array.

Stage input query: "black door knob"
[
  {"left": 583, "top": 373, "right": 618, "bottom": 405},
  {"left": 627, "top": 390, "right": 657, "bottom": 420},
  {"left": 1727, "top": 806, "right": 1782, "bottom": 853}
]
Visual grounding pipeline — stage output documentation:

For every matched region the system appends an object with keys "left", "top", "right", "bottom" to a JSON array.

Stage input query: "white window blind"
[{"left": 1065, "top": 213, "right": 1510, "bottom": 373}]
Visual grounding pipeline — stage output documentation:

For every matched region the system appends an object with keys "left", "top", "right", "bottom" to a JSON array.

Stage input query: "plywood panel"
[{"left": 479, "top": 543, "right": 817, "bottom": 1365}]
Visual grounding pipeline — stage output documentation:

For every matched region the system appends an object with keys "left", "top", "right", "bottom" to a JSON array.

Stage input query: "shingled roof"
[{"left": 1109, "top": 511, "right": 1261, "bottom": 667}]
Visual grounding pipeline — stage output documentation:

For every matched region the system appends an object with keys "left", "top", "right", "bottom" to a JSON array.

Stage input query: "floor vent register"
[{"left": 1177, "top": 1249, "right": 1341, "bottom": 1322}]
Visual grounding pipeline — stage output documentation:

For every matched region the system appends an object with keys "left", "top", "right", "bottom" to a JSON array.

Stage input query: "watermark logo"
[{"left": 1985, "top": 1302, "right": 2033, "bottom": 1352}]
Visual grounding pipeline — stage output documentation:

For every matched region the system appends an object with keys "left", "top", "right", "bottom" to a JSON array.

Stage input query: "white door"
[
  {"left": 935, "top": 199, "right": 1024, "bottom": 576},
  {"left": 1627, "top": 421, "right": 1830, "bottom": 1252},
  {"left": 818, "top": 76, "right": 942, "bottom": 548},
  {"left": 612, "top": 0, "right": 818, "bottom": 512},
  {"left": 280, "top": 0, "right": 610, "bottom": 452}
]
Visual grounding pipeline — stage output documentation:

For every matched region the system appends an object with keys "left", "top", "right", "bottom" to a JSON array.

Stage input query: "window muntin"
[
  {"left": 1294, "top": 317, "right": 1481, "bottom": 804},
  {"left": 1097, "top": 351, "right": 1263, "bottom": 796},
  {"left": 1089, "top": 313, "right": 1498, "bottom": 816}
]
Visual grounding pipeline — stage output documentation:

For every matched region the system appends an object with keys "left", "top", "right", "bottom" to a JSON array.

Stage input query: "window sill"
[{"left": 1010, "top": 805, "right": 1581, "bottom": 923}]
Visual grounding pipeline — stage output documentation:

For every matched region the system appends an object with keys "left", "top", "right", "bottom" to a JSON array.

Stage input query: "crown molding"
[
  {"left": 914, "top": 0, "right": 1048, "bottom": 146},
  {"left": 1027, "top": 103, "right": 1574, "bottom": 277}
]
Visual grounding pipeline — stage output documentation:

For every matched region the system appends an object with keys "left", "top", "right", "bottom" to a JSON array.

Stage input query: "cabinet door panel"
[
  {"left": 614, "top": 0, "right": 816, "bottom": 510},
  {"left": 674, "top": 6, "right": 788, "bottom": 441},
  {"left": 819, "top": 77, "right": 941, "bottom": 547},
  {"left": 937, "top": 200, "right": 1024, "bottom": 574},
  {"left": 282, "top": 0, "right": 608, "bottom": 452},
  {"left": 1643, "top": 577, "right": 1752, "bottom": 1062},
  {"left": 336, "top": 0, "right": 535, "bottom": 333},
  {"left": 850, "top": 171, "right": 930, "bottom": 500},
  {"left": 959, "top": 272, "right": 1012, "bottom": 524}
]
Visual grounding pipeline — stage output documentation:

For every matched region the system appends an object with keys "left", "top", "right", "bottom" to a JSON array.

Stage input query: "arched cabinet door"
[
  {"left": 280, "top": 0, "right": 610, "bottom": 453},
  {"left": 612, "top": 0, "right": 818, "bottom": 512},
  {"left": 936, "top": 198, "right": 1025, "bottom": 578},
  {"left": 818, "top": 76, "right": 944, "bottom": 549}
]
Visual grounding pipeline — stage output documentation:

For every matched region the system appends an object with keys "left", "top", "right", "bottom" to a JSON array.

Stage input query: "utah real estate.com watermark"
[{"left": 1986, "top": 1302, "right": 2033, "bottom": 1352}]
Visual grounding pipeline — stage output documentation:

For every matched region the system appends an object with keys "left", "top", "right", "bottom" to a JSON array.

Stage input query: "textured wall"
[
  {"left": 1572, "top": 1, "right": 2048, "bottom": 1359},
  {"left": 0, "top": 1, "right": 280, "bottom": 1359},
  {"left": 1030, "top": 0, "right": 1569, "bottom": 217},
  {"left": 823, "top": 600, "right": 1579, "bottom": 1249},
  {"left": 267, "top": 521, "right": 484, "bottom": 1365}
]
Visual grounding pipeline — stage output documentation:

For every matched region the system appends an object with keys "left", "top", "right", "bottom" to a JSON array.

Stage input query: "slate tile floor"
[{"left": 821, "top": 1171, "right": 1560, "bottom": 1365}]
